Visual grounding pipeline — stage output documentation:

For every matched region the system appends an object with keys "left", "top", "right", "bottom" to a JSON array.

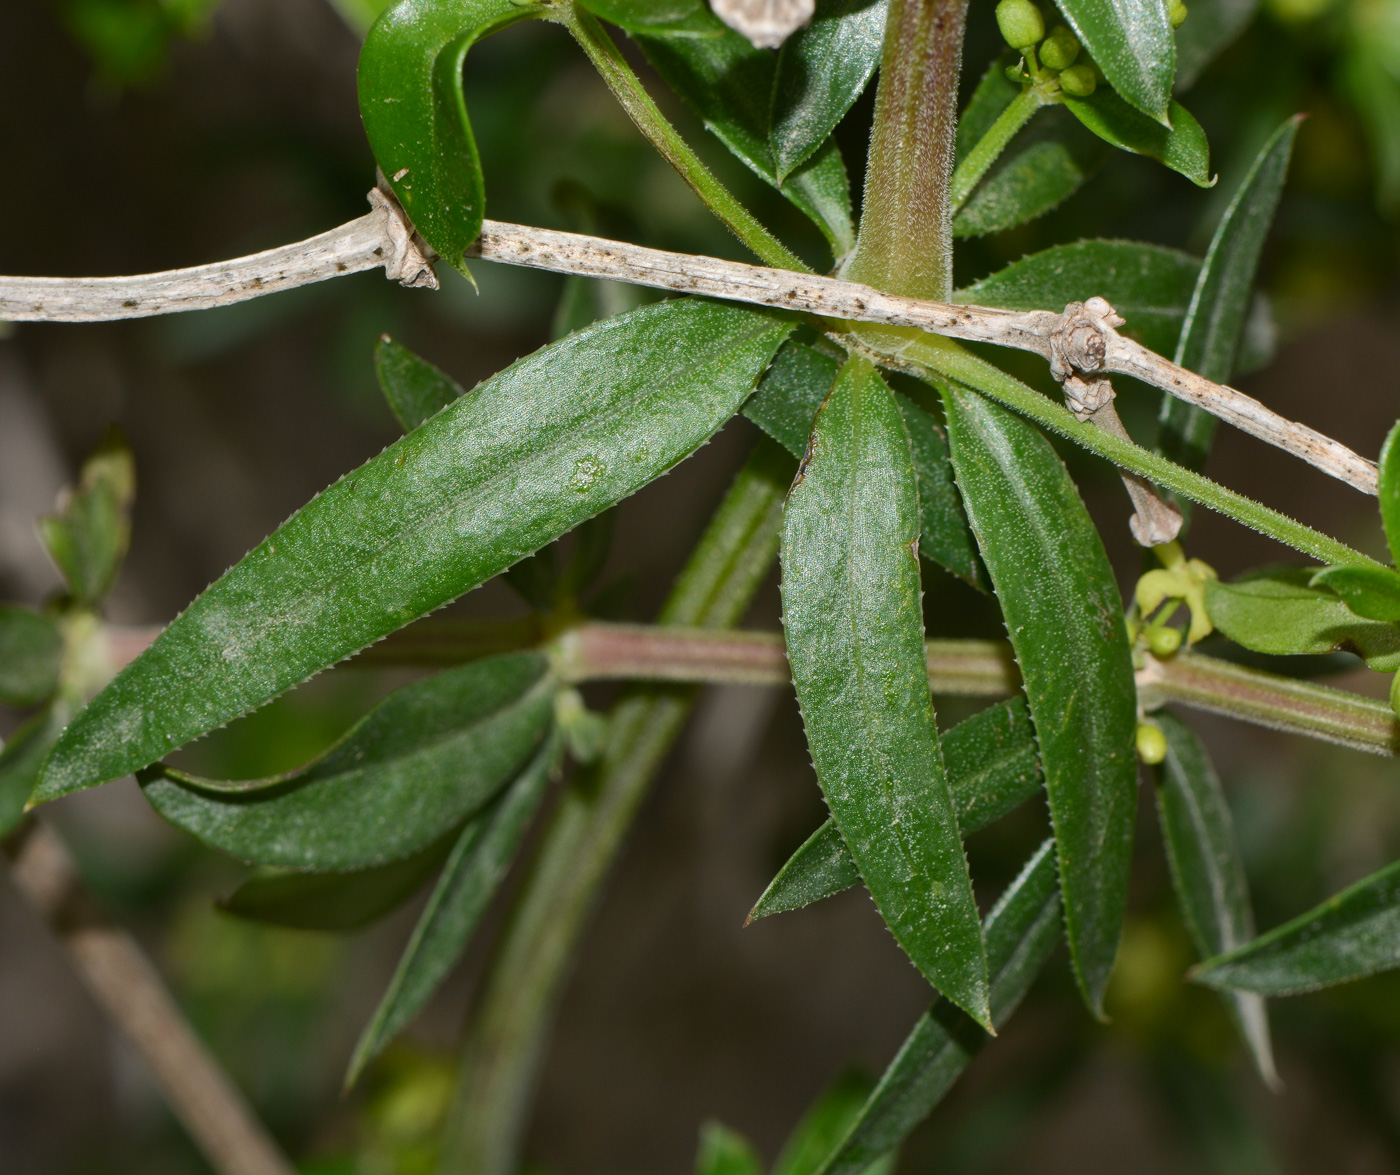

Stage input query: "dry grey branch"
[
  {"left": 4, "top": 823, "right": 296, "bottom": 1175},
  {"left": 0, "top": 203, "right": 1376, "bottom": 495}
]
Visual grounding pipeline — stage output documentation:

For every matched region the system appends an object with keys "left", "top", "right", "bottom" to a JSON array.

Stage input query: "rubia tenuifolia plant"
[{"left": 15, "top": 0, "right": 1400, "bottom": 1169}]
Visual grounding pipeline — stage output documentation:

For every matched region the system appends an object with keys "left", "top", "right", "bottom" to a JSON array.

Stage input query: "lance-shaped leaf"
[
  {"left": 941, "top": 384, "right": 1137, "bottom": 1016},
  {"left": 1153, "top": 712, "right": 1277, "bottom": 1086},
  {"left": 1205, "top": 569, "right": 1400, "bottom": 671},
  {"left": 1311, "top": 564, "right": 1400, "bottom": 623},
  {"left": 957, "top": 239, "right": 1200, "bottom": 357},
  {"left": 1160, "top": 117, "right": 1298, "bottom": 471},
  {"left": 137, "top": 653, "right": 555, "bottom": 870},
  {"left": 1064, "top": 91, "right": 1212, "bottom": 187},
  {"left": 376, "top": 335, "right": 465, "bottom": 431},
  {"left": 770, "top": 0, "right": 888, "bottom": 180},
  {"left": 696, "top": 1123, "right": 764, "bottom": 1175},
  {"left": 358, "top": 0, "right": 544, "bottom": 271},
  {"left": 0, "top": 605, "right": 63, "bottom": 708},
  {"left": 749, "top": 696, "right": 1042, "bottom": 921},
  {"left": 222, "top": 837, "right": 455, "bottom": 931},
  {"left": 347, "top": 731, "right": 561, "bottom": 1083},
  {"left": 775, "top": 1072, "right": 893, "bottom": 1175},
  {"left": 1194, "top": 855, "right": 1400, "bottom": 995},
  {"left": 781, "top": 357, "right": 989, "bottom": 1026},
  {"left": 1052, "top": 0, "right": 1175, "bottom": 123},
  {"left": 813, "top": 839, "right": 1062, "bottom": 1175},
  {"left": 744, "top": 339, "right": 987, "bottom": 590},
  {"left": 39, "top": 299, "right": 793, "bottom": 798},
  {"left": 1379, "top": 421, "right": 1400, "bottom": 565},
  {"left": 637, "top": 25, "right": 855, "bottom": 254}
]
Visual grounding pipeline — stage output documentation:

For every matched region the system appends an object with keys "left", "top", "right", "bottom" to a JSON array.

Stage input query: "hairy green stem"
[
  {"left": 436, "top": 438, "right": 795, "bottom": 1175},
  {"left": 556, "top": 4, "right": 805, "bottom": 273},
  {"left": 845, "top": 0, "right": 970, "bottom": 300},
  {"left": 889, "top": 334, "right": 1376, "bottom": 568},
  {"left": 948, "top": 89, "right": 1046, "bottom": 213}
]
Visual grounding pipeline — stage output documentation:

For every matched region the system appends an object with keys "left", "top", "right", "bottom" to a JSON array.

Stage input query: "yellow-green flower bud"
[
  {"left": 1040, "top": 24, "right": 1081, "bottom": 69},
  {"left": 1136, "top": 722, "right": 1168, "bottom": 765},
  {"left": 1059, "top": 63, "right": 1097, "bottom": 96},
  {"left": 1168, "top": 0, "right": 1189, "bottom": 26},
  {"left": 996, "top": 0, "right": 1045, "bottom": 49},
  {"left": 1147, "top": 626, "right": 1182, "bottom": 657}
]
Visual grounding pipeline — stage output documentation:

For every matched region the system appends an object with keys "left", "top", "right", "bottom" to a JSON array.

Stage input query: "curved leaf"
[
  {"left": 941, "top": 384, "right": 1137, "bottom": 1016},
  {"left": 0, "top": 605, "right": 63, "bottom": 708},
  {"left": 814, "top": 839, "right": 1061, "bottom": 1175},
  {"left": 139, "top": 654, "right": 555, "bottom": 870},
  {"left": 1379, "top": 421, "right": 1400, "bottom": 566},
  {"left": 771, "top": 0, "right": 887, "bottom": 180},
  {"left": 1205, "top": 569, "right": 1400, "bottom": 671},
  {"left": 1053, "top": 0, "right": 1175, "bottom": 122},
  {"left": 1311, "top": 564, "right": 1400, "bottom": 623},
  {"left": 358, "top": 0, "right": 544, "bottom": 270},
  {"left": 221, "top": 837, "right": 455, "bottom": 931},
  {"left": 782, "top": 357, "right": 989, "bottom": 1026},
  {"left": 1154, "top": 712, "right": 1277, "bottom": 1086},
  {"left": 749, "top": 696, "right": 1042, "bottom": 921},
  {"left": 376, "top": 335, "right": 465, "bottom": 431},
  {"left": 957, "top": 239, "right": 1199, "bottom": 357},
  {"left": 1160, "top": 117, "right": 1298, "bottom": 470},
  {"left": 1195, "top": 856, "right": 1400, "bottom": 995},
  {"left": 1064, "top": 92, "right": 1213, "bottom": 187},
  {"left": 40, "top": 299, "right": 793, "bottom": 798},
  {"left": 348, "top": 730, "right": 561, "bottom": 1084}
]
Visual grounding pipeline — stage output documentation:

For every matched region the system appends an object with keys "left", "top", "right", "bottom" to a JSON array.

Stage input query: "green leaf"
[
  {"left": 1311, "top": 564, "right": 1400, "bottom": 623},
  {"left": 577, "top": 0, "right": 719, "bottom": 37},
  {"left": 941, "top": 384, "right": 1137, "bottom": 1016},
  {"left": 749, "top": 696, "right": 1042, "bottom": 921},
  {"left": 0, "top": 606, "right": 63, "bottom": 708},
  {"left": 770, "top": 0, "right": 887, "bottom": 181},
  {"left": 347, "top": 731, "right": 561, "bottom": 1084},
  {"left": 1195, "top": 855, "right": 1400, "bottom": 996},
  {"left": 1052, "top": 0, "right": 1175, "bottom": 122},
  {"left": 1205, "top": 568, "right": 1400, "bottom": 671},
  {"left": 1153, "top": 712, "right": 1277, "bottom": 1087},
  {"left": 1378, "top": 421, "right": 1400, "bottom": 566},
  {"left": 696, "top": 1122, "right": 764, "bottom": 1175},
  {"left": 744, "top": 340, "right": 987, "bottom": 591},
  {"left": 40, "top": 299, "right": 793, "bottom": 798},
  {"left": 221, "top": 837, "right": 455, "bottom": 931},
  {"left": 775, "top": 1072, "right": 893, "bottom": 1175},
  {"left": 1174, "top": 0, "right": 1259, "bottom": 89},
  {"left": 1063, "top": 92, "right": 1212, "bottom": 187},
  {"left": 1160, "top": 117, "right": 1298, "bottom": 471},
  {"left": 637, "top": 26, "right": 856, "bottom": 254},
  {"left": 138, "top": 653, "right": 555, "bottom": 870},
  {"left": 0, "top": 704, "right": 68, "bottom": 837},
  {"left": 376, "top": 335, "right": 465, "bottom": 431},
  {"left": 813, "top": 839, "right": 1062, "bottom": 1175},
  {"left": 953, "top": 108, "right": 1108, "bottom": 238},
  {"left": 358, "top": 0, "right": 544, "bottom": 271},
  {"left": 956, "top": 239, "right": 1200, "bottom": 357},
  {"left": 782, "top": 357, "right": 989, "bottom": 1026},
  {"left": 39, "top": 432, "right": 136, "bottom": 605}
]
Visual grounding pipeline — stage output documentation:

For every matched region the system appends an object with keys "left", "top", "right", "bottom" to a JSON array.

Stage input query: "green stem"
[
  {"left": 948, "top": 89, "right": 1046, "bottom": 214},
  {"left": 845, "top": 0, "right": 970, "bottom": 300},
  {"left": 436, "top": 438, "right": 795, "bottom": 1175},
  {"left": 556, "top": 4, "right": 806, "bottom": 273},
  {"left": 897, "top": 334, "right": 1377, "bottom": 569}
]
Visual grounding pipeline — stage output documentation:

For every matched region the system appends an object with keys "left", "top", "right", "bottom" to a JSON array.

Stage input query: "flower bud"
[
  {"left": 1136, "top": 722, "right": 1168, "bottom": 765},
  {"left": 1169, "top": 0, "right": 1189, "bottom": 26},
  {"left": 996, "top": 0, "right": 1045, "bottom": 49},
  {"left": 1059, "top": 63, "right": 1097, "bottom": 96},
  {"left": 1148, "top": 626, "right": 1182, "bottom": 657},
  {"left": 1040, "top": 24, "right": 1081, "bottom": 69}
]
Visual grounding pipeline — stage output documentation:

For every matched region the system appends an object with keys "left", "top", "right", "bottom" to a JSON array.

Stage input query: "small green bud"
[
  {"left": 1136, "top": 722, "right": 1168, "bottom": 765},
  {"left": 1058, "top": 63, "right": 1097, "bottom": 96},
  {"left": 1147, "top": 626, "right": 1182, "bottom": 657},
  {"left": 1040, "top": 24, "right": 1080, "bottom": 69},
  {"left": 996, "top": 0, "right": 1045, "bottom": 49},
  {"left": 1168, "top": 0, "right": 1188, "bottom": 26}
]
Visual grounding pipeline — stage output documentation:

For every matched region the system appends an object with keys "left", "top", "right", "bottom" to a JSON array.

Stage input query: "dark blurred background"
[{"left": 4, "top": 0, "right": 1400, "bottom": 1171}]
